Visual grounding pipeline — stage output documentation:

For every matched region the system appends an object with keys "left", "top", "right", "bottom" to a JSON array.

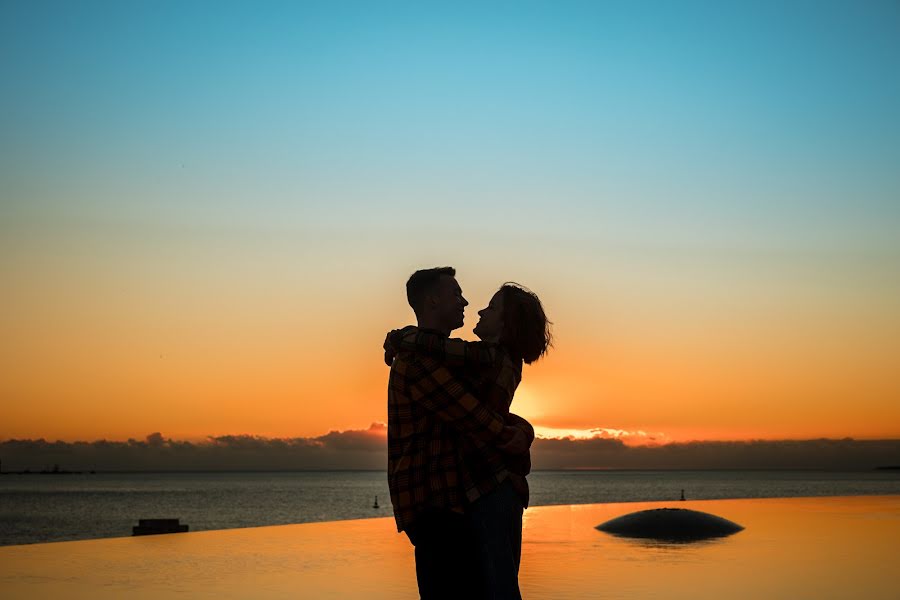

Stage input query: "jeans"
[
  {"left": 468, "top": 480, "right": 525, "bottom": 600},
  {"left": 405, "top": 509, "right": 484, "bottom": 600}
]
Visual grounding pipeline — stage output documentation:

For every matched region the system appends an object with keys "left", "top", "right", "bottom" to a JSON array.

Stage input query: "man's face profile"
[{"left": 431, "top": 275, "right": 468, "bottom": 331}]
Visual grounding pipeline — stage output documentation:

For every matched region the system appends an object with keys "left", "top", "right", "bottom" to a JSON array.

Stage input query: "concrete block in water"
[{"left": 597, "top": 508, "right": 743, "bottom": 541}]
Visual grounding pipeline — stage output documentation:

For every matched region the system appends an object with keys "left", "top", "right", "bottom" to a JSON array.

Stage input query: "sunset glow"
[
  {"left": 531, "top": 427, "right": 668, "bottom": 445},
  {"left": 2, "top": 1, "right": 899, "bottom": 446}
]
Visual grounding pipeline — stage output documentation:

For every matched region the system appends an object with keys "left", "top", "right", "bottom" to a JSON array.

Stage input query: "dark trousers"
[
  {"left": 468, "top": 480, "right": 524, "bottom": 600},
  {"left": 405, "top": 509, "right": 484, "bottom": 600}
]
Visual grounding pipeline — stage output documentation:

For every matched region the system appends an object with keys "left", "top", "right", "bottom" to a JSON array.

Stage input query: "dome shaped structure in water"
[{"left": 596, "top": 508, "right": 743, "bottom": 541}]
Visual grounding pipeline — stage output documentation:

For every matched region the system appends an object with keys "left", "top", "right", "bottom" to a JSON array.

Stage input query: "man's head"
[{"left": 406, "top": 267, "right": 468, "bottom": 334}]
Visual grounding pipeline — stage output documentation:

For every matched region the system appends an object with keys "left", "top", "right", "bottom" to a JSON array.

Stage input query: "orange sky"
[{"left": 3, "top": 233, "right": 898, "bottom": 443}]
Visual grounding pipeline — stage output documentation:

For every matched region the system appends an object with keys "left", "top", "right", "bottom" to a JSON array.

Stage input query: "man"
[{"left": 385, "top": 267, "right": 529, "bottom": 600}]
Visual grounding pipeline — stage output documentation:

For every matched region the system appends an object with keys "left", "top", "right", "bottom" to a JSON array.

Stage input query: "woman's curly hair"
[{"left": 499, "top": 282, "right": 553, "bottom": 364}]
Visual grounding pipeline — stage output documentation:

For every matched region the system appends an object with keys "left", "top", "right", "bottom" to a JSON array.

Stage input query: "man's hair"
[
  {"left": 406, "top": 266, "right": 456, "bottom": 316},
  {"left": 499, "top": 282, "right": 553, "bottom": 364}
]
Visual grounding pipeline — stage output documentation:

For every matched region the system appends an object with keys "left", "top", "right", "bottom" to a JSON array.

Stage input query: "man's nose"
[{"left": 462, "top": 297, "right": 469, "bottom": 306}]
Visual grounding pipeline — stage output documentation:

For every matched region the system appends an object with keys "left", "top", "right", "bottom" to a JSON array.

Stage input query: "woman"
[{"left": 385, "top": 282, "right": 552, "bottom": 599}]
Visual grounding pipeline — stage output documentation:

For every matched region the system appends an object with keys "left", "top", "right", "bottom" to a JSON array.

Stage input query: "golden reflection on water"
[
  {"left": 1, "top": 496, "right": 897, "bottom": 599},
  {"left": 521, "top": 496, "right": 899, "bottom": 599}
]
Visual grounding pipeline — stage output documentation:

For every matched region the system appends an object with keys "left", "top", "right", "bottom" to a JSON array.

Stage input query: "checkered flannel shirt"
[
  {"left": 387, "top": 337, "right": 514, "bottom": 533},
  {"left": 388, "top": 328, "right": 534, "bottom": 530}
]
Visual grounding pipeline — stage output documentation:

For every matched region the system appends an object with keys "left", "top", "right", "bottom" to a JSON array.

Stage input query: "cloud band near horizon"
[{"left": 2, "top": 425, "right": 898, "bottom": 472}]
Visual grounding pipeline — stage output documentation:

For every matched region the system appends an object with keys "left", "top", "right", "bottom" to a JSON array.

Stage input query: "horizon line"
[
  {"left": 3, "top": 433, "right": 900, "bottom": 445},
  {"left": 2, "top": 466, "right": 898, "bottom": 474}
]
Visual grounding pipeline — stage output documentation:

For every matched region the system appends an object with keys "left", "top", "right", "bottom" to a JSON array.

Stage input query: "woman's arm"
[{"left": 385, "top": 326, "right": 497, "bottom": 368}]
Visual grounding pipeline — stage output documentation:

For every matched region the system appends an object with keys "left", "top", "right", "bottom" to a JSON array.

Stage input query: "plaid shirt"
[
  {"left": 387, "top": 337, "right": 513, "bottom": 533},
  {"left": 389, "top": 328, "right": 534, "bottom": 524}
]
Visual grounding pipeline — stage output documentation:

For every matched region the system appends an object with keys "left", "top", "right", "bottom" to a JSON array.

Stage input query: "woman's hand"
[
  {"left": 383, "top": 326, "right": 417, "bottom": 366},
  {"left": 383, "top": 332, "right": 398, "bottom": 366}
]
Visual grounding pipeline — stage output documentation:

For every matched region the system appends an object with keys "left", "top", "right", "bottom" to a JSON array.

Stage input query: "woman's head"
[{"left": 473, "top": 282, "right": 552, "bottom": 364}]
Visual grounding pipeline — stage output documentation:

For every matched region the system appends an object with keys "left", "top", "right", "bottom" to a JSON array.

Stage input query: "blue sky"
[{"left": 4, "top": 0, "right": 898, "bottom": 238}]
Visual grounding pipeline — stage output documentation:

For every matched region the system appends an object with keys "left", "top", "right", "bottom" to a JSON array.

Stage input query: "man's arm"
[
  {"left": 506, "top": 413, "right": 535, "bottom": 446},
  {"left": 408, "top": 355, "right": 527, "bottom": 454},
  {"left": 504, "top": 413, "right": 534, "bottom": 476},
  {"left": 385, "top": 326, "right": 496, "bottom": 368}
]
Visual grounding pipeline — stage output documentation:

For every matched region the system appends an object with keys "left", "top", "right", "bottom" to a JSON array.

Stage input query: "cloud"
[
  {"left": 530, "top": 437, "right": 900, "bottom": 470},
  {"left": 533, "top": 426, "right": 669, "bottom": 445},
  {"left": 0, "top": 424, "right": 388, "bottom": 472},
  {"left": 1, "top": 426, "right": 897, "bottom": 472}
]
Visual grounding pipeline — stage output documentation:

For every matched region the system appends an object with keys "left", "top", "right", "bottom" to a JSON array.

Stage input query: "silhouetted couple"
[{"left": 383, "top": 267, "right": 552, "bottom": 600}]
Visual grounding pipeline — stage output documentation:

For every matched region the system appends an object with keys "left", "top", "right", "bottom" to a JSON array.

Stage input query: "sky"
[{"left": 2, "top": 0, "right": 899, "bottom": 445}]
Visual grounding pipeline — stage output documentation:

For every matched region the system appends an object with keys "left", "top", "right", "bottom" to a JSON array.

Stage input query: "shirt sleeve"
[
  {"left": 408, "top": 355, "right": 508, "bottom": 443},
  {"left": 507, "top": 413, "right": 535, "bottom": 445},
  {"left": 391, "top": 327, "right": 497, "bottom": 367}
]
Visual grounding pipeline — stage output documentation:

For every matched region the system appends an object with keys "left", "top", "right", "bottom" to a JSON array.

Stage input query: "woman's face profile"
[{"left": 474, "top": 290, "right": 504, "bottom": 342}]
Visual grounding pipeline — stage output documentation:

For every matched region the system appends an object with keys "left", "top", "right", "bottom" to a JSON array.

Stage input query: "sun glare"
[{"left": 532, "top": 426, "right": 669, "bottom": 446}]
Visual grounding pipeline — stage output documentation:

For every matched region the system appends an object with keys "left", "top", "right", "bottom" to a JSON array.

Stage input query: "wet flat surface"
[{"left": 1, "top": 495, "right": 898, "bottom": 599}]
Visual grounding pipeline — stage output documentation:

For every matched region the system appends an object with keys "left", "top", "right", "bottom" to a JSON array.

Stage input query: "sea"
[{"left": 2, "top": 469, "right": 899, "bottom": 547}]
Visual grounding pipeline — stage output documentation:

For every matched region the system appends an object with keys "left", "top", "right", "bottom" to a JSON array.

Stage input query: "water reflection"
[
  {"left": 0, "top": 496, "right": 897, "bottom": 599},
  {"left": 610, "top": 535, "right": 730, "bottom": 550}
]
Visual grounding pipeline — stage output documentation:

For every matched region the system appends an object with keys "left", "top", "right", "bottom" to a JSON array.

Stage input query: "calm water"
[
  {"left": 2, "top": 496, "right": 899, "bottom": 599},
  {"left": 1, "top": 469, "right": 898, "bottom": 546}
]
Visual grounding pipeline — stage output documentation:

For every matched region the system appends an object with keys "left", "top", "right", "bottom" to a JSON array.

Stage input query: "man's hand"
[
  {"left": 507, "top": 413, "right": 535, "bottom": 444},
  {"left": 497, "top": 425, "right": 529, "bottom": 455}
]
